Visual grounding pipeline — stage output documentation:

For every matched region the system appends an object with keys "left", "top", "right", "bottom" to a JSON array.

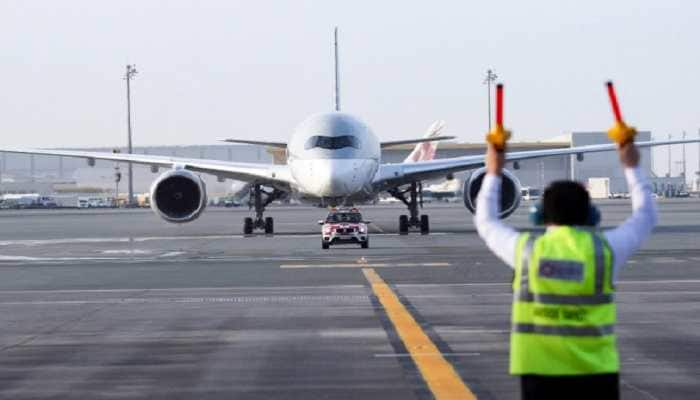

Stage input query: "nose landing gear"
[
  {"left": 243, "top": 184, "right": 285, "bottom": 235},
  {"left": 388, "top": 181, "right": 430, "bottom": 235}
]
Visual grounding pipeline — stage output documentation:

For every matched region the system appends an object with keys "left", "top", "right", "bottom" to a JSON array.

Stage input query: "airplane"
[{"left": 1, "top": 28, "right": 699, "bottom": 237}]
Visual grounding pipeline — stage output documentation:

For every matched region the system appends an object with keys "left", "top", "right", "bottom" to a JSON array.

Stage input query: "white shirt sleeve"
[
  {"left": 603, "top": 167, "right": 658, "bottom": 282},
  {"left": 474, "top": 174, "right": 520, "bottom": 268}
]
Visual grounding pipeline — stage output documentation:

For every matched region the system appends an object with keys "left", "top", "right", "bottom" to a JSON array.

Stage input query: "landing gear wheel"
[
  {"left": 243, "top": 217, "right": 253, "bottom": 235},
  {"left": 420, "top": 215, "right": 430, "bottom": 235},
  {"left": 399, "top": 215, "right": 409, "bottom": 235},
  {"left": 361, "top": 239, "right": 369, "bottom": 249},
  {"left": 321, "top": 241, "right": 330, "bottom": 250},
  {"left": 264, "top": 217, "right": 274, "bottom": 234}
]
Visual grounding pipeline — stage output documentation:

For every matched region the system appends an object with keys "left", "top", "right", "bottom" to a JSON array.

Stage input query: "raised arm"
[
  {"left": 603, "top": 143, "right": 658, "bottom": 280},
  {"left": 474, "top": 143, "right": 520, "bottom": 268}
]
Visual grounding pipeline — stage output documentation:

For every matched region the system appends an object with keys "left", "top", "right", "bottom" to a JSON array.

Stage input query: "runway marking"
[
  {"left": 159, "top": 251, "right": 187, "bottom": 258},
  {"left": 0, "top": 232, "right": 450, "bottom": 247},
  {"left": 100, "top": 249, "right": 153, "bottom": 255},
  {"left": 649, "top": 257, "right": 685, "bottom": 264},
  {"left": 0, "top": 284, "right": 366, "bottom": 294},
  {"left": 0, "top": 255, "right": 123, "bottom": 262},
  {"left": 0, "top": 295, "right": 371, "bottom": 306},
  {"left": 395, "top": 279, "right": 700, "bottom": 288},
  {"left": 280, "top": 262, "right": 450, "bottom": 269},
  {"left": 362, "top": 268, "right": 476, "bottom": 400},
  {"left": 369, "top": 223, "right": 385, "bottom": 234},
  {"left": 374, "top": 352, "right": 481, "bottom": 358}
]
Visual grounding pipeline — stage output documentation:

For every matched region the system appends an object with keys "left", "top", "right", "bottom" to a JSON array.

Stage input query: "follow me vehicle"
[{"left": 319, "top": 208, "right": 369, "bottom": 249}]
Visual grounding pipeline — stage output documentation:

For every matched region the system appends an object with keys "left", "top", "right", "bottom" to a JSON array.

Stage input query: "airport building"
[{"left": 0, "top": 131, "right": 689, "bottom": 198}]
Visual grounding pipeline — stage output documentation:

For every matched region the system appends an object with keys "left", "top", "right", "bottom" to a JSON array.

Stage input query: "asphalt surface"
[{"left": 0, "top": 200, "right": 698, "bottom": 399}]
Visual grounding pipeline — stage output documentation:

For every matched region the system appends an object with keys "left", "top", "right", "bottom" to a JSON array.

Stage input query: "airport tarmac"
[{"left": 0, "top": 200, "right": 698, "bottom": 399}]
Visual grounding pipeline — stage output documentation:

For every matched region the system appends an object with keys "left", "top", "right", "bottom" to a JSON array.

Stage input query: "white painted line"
[
  {"left": 369, "top": 223, "right": 385, "bottom": 234},
  {"left": 649, "top": 257, "right": 686, "bottom": 264},
  {"left": 0, "top": 255, "right": 123, "bottom": 262},
  {"left": 437, "top": 329, "right": 509, "bottom": 334},
  {"left": 101, "top": 249, "right": 153, "bottom": 255},
  {"left": 396, "top": 282, "right": 511, "bottom": 288},
  {"left": 374, "top": 352, "right": 481, "bottom": 358},
  {"left": 159, "top": 251, "right": 187, "bottom": 258},
  {"left": 618, "top": 279, "right": 700, "bottom": 285},
  {"left": 0, "top": 295, "right": 371, "bottom": 306},
  {"left": 280, "top": 262, "right": 451, "bottom": 269},
  {"left": 0, "top": 284, "right": 366, "bottom": 294},
  {"left": 396, "top": 279, "right": 700, "bottom": 288}
]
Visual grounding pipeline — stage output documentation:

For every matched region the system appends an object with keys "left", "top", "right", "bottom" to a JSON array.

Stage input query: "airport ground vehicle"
[
  {"left": 1, "top": 194, "right": 57, "bottom": 208},
  {"left": 520, "top": 187, "right": 542, "bottom": 201},
  {"left": 319, "top": 208, "right": 369, "bottom": 249}
]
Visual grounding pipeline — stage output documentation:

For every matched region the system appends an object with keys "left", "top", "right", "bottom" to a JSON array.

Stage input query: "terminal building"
[{"left": 0, "top": 131, "right": 689, "bottom": 198}]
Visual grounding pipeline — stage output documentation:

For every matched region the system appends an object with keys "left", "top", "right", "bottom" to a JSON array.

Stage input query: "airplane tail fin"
[{"left": 404, "top": 120, "right": 446, "bottom": 162}]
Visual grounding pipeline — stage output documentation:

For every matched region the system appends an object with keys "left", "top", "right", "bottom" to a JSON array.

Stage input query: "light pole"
[
  {"left": 667, "top": 133, "right": 672, "bottom": 177},
  {"left": 682, "top": 131, "right": 687, "bottom": 184},
  {"left": 696, "top": 129, "right": 700, "bottom": 192},
  {"left": 124, "top": 64, "right": 138, "bottom": 206},
  {"left": 483, "top": 69, "right": 498, "bottom": 131},
  {"left": 113, "top": 149, "right": 121, "bottom": 207}
]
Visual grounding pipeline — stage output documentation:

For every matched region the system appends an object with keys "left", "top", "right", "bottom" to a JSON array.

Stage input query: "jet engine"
[
  {"left": 150, "top": 169, "right": 207, "bottom": 223},
  {"left": 463, "top": 167, "right": 522, "bottom": 219}
]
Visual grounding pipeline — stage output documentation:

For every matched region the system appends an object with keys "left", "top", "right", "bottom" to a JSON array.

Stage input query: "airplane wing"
[
  {"left": 0, "top": 148, "right": 293, "bottom": 187},
  {"left": 373, "top": 138, "right": 700, "bottom": 188},
  {"left": 380, "top": 136, "right": 455, "bottom": 148},
  {"left": 219, "top": 139, "right": 287, "bottom": 148}
]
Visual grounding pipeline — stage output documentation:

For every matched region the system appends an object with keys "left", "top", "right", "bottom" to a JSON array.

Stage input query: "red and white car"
[{"left": 319, "top": 209, "right": 370, "bottom": 249}]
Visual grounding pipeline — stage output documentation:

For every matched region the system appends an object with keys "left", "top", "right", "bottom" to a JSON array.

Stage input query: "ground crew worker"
[{"left": 475, "top": 141, "right": 657, "bottom": 399}]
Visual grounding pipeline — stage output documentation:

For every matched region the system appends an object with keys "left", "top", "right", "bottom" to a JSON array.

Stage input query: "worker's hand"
[
  {"left": 618, "top": 141, "right": 640, "bottom": 168},
  {"left": 486, "top": 143, "right": 505, "bottom": 176}
]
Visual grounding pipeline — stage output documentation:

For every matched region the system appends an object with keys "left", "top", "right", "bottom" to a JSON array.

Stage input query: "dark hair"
[{"left": 542, "top": 181, "right": 591, "bottom": 226}]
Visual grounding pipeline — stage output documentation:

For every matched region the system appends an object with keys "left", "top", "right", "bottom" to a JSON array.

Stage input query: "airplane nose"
[{"left": 317, "top": 159, "right": 363, "bottom": 196}]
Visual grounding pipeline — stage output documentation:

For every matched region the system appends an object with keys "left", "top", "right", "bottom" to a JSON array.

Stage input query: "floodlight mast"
[{"left": 124, "top": 64, "right": 138, "bottom": 206}]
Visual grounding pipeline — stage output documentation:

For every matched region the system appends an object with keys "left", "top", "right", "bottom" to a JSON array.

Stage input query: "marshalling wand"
[
  {"left": 605, "top": 81, "right": 637, "bottom": 144},
  {"left": 485, "top": 83, "right": 511, "bottom": 151}
]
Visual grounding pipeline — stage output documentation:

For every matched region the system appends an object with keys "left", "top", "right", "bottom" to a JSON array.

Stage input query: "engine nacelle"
[
  {"left": 150, "top": 169, "right": 207, "bottom": 223},
  {"left": 463, "top": 167, "right": 522, "bottom": 219}
]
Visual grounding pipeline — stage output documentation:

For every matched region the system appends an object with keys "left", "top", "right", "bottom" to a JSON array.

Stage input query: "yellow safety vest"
[{"left": 510, "top": 226, "right": 619, "bottom": 375}]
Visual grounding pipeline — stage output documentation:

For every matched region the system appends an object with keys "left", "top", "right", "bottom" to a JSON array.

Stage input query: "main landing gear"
[
  {"left": 388, "top": 181, "right": 429, "bottom": 235},
  {"left": 243, "top": 184, "right": 285, "bottom": 235}
]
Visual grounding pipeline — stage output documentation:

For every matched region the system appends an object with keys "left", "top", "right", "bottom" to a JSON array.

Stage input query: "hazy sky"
[{"left": 2, "top": 0, "right": 699, "bottom": 176}]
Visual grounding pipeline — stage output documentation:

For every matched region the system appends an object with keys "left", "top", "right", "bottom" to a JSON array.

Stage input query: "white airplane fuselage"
[{"left": 287, "top": 112, "right": 380, "bottom": 206}]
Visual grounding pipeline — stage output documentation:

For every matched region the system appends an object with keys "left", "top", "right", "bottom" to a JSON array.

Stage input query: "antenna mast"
[{"left": 334, "top": 27, "right": 341, "bottom": 111}]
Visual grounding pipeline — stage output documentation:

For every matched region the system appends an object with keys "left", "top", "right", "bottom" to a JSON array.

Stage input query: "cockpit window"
[{"left": 305, "top": 135, "right": 359, "bottom": 150}]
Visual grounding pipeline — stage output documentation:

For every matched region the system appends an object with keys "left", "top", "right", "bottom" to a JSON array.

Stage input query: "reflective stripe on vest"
[
  {"left": 510, "top": 229, "right": 619, "bottom": 375},
  {"left": 513, "top": 323, "right": 615, "bottom": 337}
]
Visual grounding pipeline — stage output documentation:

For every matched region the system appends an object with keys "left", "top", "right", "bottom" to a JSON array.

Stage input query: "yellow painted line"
[
  {"left": 363, "top": 268, "right": 477, "bottom": 399},
  {"left": 280, "top": 262, "right": 450, "bottom": 269}
]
